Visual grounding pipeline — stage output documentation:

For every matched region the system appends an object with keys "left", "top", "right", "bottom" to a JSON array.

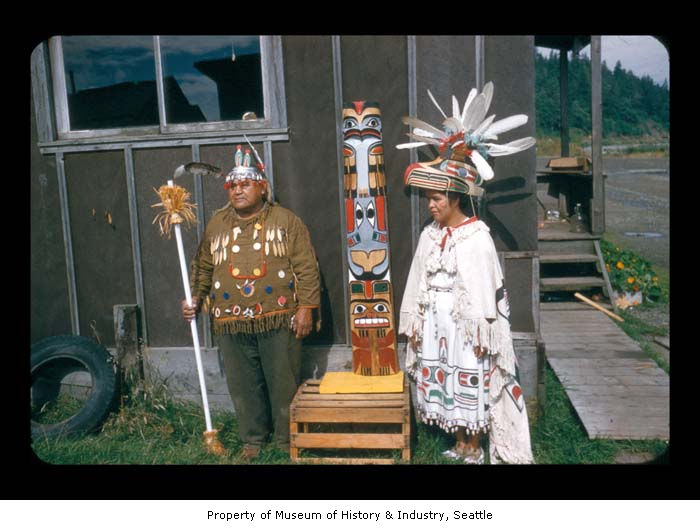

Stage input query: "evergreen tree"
[{"left": 535, "top": 51, "right": 669, "bottom": 138}]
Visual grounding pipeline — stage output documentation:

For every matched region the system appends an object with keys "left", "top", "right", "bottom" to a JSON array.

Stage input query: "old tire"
[{"left": 31, "top": 335, "right": 119, "bottom": 440}]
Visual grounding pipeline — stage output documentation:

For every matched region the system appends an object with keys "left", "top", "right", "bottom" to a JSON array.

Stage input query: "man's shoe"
[{"left": 239, "top": 444, "right": 261, "bottom": 462}]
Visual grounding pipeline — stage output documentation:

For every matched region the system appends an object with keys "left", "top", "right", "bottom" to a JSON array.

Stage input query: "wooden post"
[
  {"left": 590, "top": 36, "right": 604, "bottom": 235},
  {"left": 114, "top": 304, "right": 144, "bottom": 385},
  {"left": 559, "top": 48, "right": 570, "bottom": 157},
  {"left": 536, "top": 337, "right": 546, "bottom": 420}
]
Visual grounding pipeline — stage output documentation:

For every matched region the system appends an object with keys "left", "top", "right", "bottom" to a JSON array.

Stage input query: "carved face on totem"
[
  {"left": 349, "top": 280, "right": 398, "bottom": 376},
  {"left": 342, "top": 101, "right": 386, "bottom": 198}
]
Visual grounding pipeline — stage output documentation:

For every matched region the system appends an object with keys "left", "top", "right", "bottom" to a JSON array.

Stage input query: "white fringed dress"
[{"left": 399, "top": 217, "right": 534, "bottom": 464}]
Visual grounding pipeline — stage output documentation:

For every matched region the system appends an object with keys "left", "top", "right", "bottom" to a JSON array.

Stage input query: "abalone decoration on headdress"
[
  {"left": 224, "top": 136, "right": 267, "bottom": 188},
  {"left": 397, "top": 81, "right": 536, "bottom": 196}
]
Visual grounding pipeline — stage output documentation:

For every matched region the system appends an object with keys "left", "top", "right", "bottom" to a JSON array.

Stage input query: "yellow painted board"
[{"left": 319, "top": 371, "right": 404, "bottom": 394}]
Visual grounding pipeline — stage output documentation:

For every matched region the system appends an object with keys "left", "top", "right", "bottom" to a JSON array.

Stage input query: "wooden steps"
[
  {"left": 538, "top": 232, "right": 615, "bottom": 303},
  {"left": 541, "top": 276, "right": 605, "bottom": 291}
]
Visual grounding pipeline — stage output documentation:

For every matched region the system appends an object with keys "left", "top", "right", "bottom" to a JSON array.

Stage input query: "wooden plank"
[
  {"left": 540, "top": 253, "right": 598, "bottom": 264},
  {"left": 548, "top": 358, "right": 661, "bottom": 368},
  {"left": 294, "top": 399, "right": 405, "bottom": 408},
  {"left": 572, "top": 401, "right": 668, "bottom": 415},
  {"left": 594, "top": 239, "right": 617, "bottom": 306},
  {"left": 551, "top": 374, "right": 668, "bottom": 387},
  {"left": 299, "top": 392, "right": 403, "bottom": 402},
  {"left": 541, "top": 277, "right": 605, "bottom": 291},
  {"left": 291, "top": 457, "right": 397, "bottom": 465},
  {"left": 546, "top": 350, "right": 648, "bottom": 360},
  {"left": 580, "top": 419, "right": 668, "bottom": 440},
  {"left": 543, "top": 340, "right": 637, "bottom": 347},
  {"left": 292, "top": 407, "right": 406, "bottom": 423},
  {"left": 541, "top": 302, "right": 613, "bottom": 311},
  {"left": 564, "top": 385, "right": 669, "bottom": 397},
  {"left": 291, "top": 433, "right": 406, "bottom": 449}
]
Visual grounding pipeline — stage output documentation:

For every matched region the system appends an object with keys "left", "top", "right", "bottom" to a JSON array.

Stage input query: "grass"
[{"left": 32, "top": 364, "right": 668, "bottom": 465}]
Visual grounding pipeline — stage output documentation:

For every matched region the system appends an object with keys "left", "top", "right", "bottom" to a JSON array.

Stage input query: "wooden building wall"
[{"left": 31, "top": 36, "right": 538, "bottom": 349}]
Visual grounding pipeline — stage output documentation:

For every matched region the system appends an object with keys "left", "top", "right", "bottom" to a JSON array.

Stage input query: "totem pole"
[{"left": 342, "top": 101, "right": 399, "bottom": 376}]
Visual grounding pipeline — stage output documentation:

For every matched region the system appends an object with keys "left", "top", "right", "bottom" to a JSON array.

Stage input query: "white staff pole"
[{"left": 168, "top": 179, "right": 213, "bottom": 433}]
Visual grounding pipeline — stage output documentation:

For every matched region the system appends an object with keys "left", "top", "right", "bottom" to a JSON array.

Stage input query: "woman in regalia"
[{"left": 397, "top": 82, "right": 535, "bottom": 464}]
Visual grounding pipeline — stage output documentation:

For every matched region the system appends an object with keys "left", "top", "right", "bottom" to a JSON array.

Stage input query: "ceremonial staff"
[{"left": 152, "top": 162, "right": 227, "bottom": 455}]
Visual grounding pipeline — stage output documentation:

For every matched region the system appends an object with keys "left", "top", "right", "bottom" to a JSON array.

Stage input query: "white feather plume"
[
  {"left": 461, "top": 88, "right": 477, "bottom": 124},
  {"left": 485, "top": 137, "right": 536, "bottom": 156},
  {"left": 463, "top": 94, "right": 487, "bottom": 132},
  {"left": 472, "top": 114, "right": 496, "bottom": 138},
  {"left": 452, "top": 95, "right": 460, "bottom": 120},
  {"left": 482, "top": 114, "right": 529, "bottom": 139},
  {"left": 402, "top": 116, "right": 446, "bottom": 138},
  {"left": 397, "top": 141, "right": 429, "bottom": 149},
  {"left": 469, "top": 149, "right": 494, "bottom": 181},
  {"left": 427, "top": 89, "right": 447, "bottom": 119}
]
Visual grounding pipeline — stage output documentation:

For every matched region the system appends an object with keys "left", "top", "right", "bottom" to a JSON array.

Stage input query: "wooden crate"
[{"left": 289, "top": 377, "right": 411, "bottom": 464}]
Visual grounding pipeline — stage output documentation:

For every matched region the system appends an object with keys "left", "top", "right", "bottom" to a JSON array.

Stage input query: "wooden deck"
[{"left": 541, "top": 306, "right": 669, "bottom": 440}]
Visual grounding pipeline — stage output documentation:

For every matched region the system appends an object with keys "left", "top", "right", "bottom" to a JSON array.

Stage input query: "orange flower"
[
  {"left": 627, "top": 277, "right": 635, "bottom": 284},
  {"left": 616, "top": 261, "right": 625, "bottom": 270}
]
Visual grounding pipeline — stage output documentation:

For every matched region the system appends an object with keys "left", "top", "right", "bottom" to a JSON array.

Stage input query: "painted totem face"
[
  {"left": 349, "top": 280, "right": 398, "bottom": 376},
  {"left": 346, "top": 195, "right": 390, "bottom": 280},
  {"left": 342, "top": 102, "right": 386, "bottom": 198}
]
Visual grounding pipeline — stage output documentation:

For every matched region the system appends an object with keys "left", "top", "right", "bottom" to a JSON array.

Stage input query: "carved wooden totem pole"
[{"left": 342, "top": 101, "right": 399, "bottom": 376}]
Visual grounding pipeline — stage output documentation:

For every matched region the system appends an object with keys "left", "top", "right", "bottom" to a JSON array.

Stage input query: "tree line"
[{"left": 536, "top": 50, "right": 669, "bottom": 138}]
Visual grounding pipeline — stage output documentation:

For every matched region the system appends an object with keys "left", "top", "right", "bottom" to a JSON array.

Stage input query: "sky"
[{"left": 537, "top": 36, "right": 669, "bottom": 87}]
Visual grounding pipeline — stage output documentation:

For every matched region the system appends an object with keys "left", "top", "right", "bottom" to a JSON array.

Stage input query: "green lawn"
[{"left": 32, "top": 362, "right": 668, "bottom": 465}]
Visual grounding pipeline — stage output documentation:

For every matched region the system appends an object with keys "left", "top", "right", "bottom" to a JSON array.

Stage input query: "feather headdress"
[
  {"left": 397, "top": 81, "right": 535, "bottom": 183},
  {"left": 226, "top": 136, "right": 266, "bottom": 184}
]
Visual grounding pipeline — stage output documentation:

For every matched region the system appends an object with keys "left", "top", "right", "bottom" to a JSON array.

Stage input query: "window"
[{"left": 45, "top": 35, "right": 287, "bottom": 142}]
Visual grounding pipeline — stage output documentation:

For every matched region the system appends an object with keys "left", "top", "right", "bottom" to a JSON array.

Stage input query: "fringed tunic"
[{"left": 399, "top": 218, "right": 534, "bottom": 464}]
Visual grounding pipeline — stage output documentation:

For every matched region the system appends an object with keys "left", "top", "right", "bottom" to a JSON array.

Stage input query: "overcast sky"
[{"left": 537, "top": 36, "right": 669, "bottom": 87}]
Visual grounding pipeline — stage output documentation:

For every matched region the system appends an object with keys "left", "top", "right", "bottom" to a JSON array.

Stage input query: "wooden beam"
[
  {"left": 559, "top": 49, "right": 570, "bottom": 157},
  {"left": 590, "top": 36, "right": 604, "bottom": 234}
]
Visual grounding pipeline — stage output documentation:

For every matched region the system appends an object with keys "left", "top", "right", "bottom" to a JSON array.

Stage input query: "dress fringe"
[
  {"left": 416, "top": 408, "right": 491, "bottom": 435},
  {"left": 213, "top": 309, "right": 293, "bottom": 335}
]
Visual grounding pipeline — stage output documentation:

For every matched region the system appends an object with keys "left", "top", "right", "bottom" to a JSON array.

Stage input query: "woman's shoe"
[{"left": 463, "top": 447, "right": 485, "bottom": 464}]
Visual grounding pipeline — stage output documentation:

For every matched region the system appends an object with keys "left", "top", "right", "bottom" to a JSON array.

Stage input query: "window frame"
[{"left": 44, "top": 35, "right": 288, "bottom": 144}]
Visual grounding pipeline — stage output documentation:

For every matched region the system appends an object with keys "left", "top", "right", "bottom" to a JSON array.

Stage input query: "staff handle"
[
  {"left": 574, "top": 292, "right": 624, "bottom": 323},
  {"left": 168, "top": 179, "right": 213, "bottom": 432}
]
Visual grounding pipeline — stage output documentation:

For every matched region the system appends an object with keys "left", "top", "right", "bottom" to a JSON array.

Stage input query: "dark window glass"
[
  {"left": 62, "top": 36, "right": 159, "bottom": 130},
  {"left": 160, "top": 36, "right": 264, "bottom": 124}
]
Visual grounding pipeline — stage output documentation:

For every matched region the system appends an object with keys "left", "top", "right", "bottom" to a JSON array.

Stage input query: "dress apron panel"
[{"left": 415, "top": 271, "right": 491, "bottom": 434}]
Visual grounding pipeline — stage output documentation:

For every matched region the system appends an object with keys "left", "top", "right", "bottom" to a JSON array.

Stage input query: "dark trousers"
[{"left": 215, "top": 327, "right": 301, "bottom": 449}]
